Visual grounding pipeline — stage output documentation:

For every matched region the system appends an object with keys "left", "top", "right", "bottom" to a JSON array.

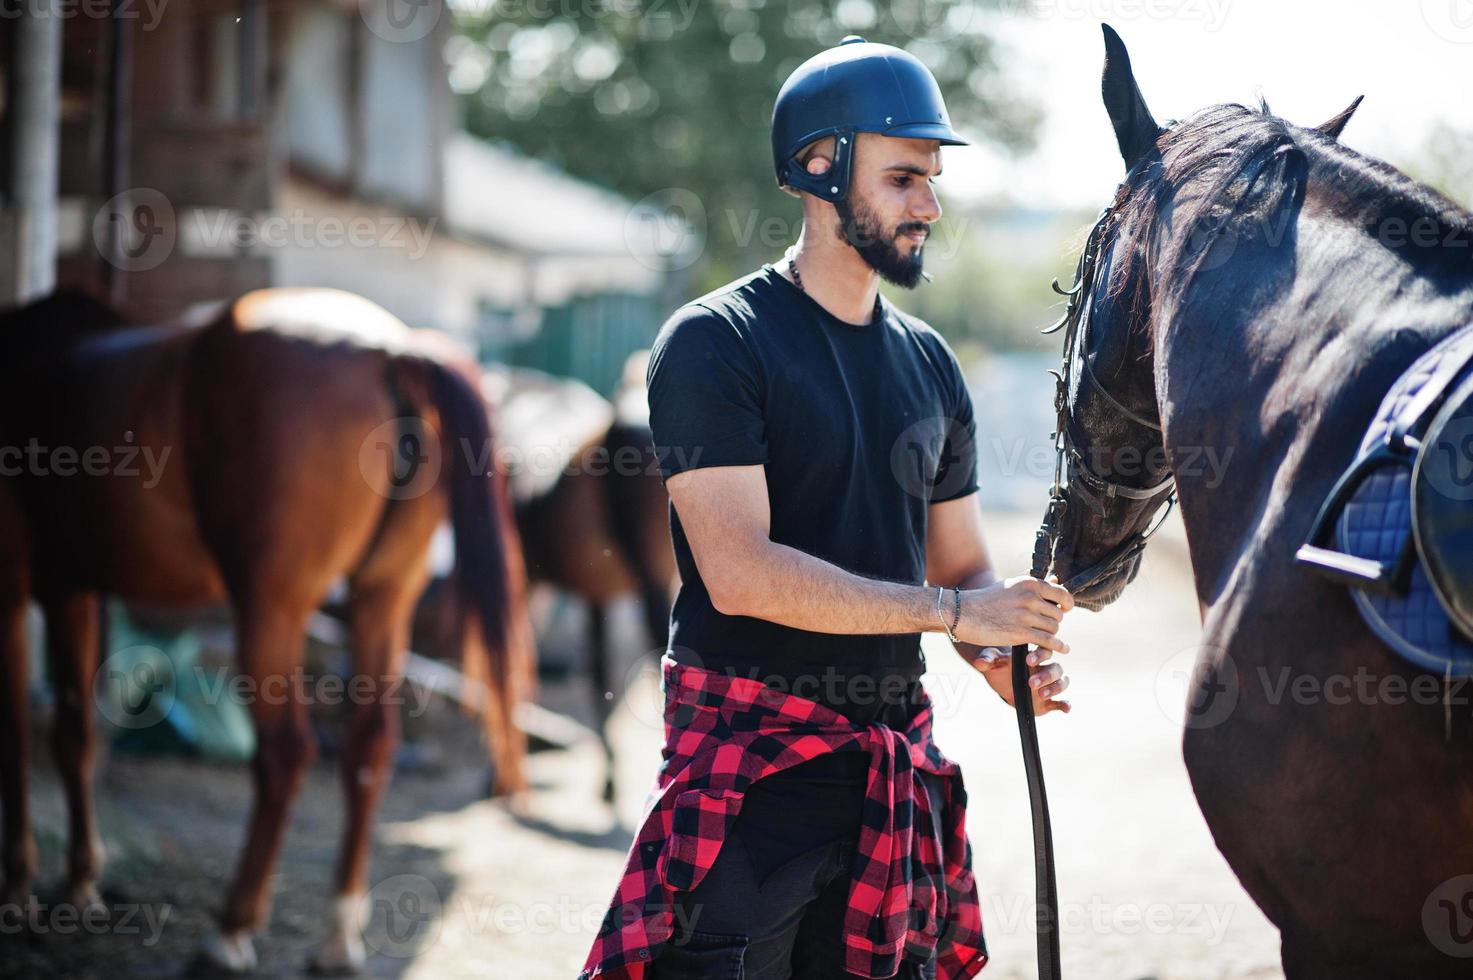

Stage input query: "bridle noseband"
[{"left": 1033, "top": 189, "right": 1178, "bottom": 595}]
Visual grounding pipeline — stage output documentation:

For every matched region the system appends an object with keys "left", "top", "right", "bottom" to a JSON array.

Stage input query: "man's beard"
[{"left": 834, "top": 193, "right": 929, "bottom": 289}]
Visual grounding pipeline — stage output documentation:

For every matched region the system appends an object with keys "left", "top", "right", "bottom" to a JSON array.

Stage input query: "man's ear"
[{"left": 805, "top": 154, "right": 833, "bottom": 176}]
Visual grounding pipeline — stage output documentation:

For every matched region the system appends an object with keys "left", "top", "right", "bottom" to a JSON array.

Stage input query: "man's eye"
[{"left": 894, "top": 176, "right": 911, "bottom": 187}]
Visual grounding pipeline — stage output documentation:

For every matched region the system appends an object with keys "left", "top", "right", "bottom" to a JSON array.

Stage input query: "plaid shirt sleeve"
[{"left": 577, "top": 656, "right": 988, "bottom": 980}]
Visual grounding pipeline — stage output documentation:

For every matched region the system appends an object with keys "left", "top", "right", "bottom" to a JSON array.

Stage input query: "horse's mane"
[{"left": 1106, "top": 101, "right": 1473, "bottom": 319}]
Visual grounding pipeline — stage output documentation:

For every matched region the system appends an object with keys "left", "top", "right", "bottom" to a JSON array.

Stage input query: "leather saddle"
[{"left": 1297, "top": 322, "right": 1473, "bottom": 675}]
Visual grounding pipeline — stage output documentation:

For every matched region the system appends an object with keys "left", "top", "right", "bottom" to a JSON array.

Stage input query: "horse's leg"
[
  {"left": 199, "top": 602, "right": 316, "bottom": 974},
  {"left": 41, "top": 591, "right": 105, "bottom": 909},
  {"left": 309, "top": 572, "right": 427, "bottom": 975},
  {"left": 586, "top": 602, "right": 616, "bottom": 802},
  {"left": 0, "top": 590, "right": 35, "bottom": 911},
  {"left": 310, "top": 493, "right": 437, "bottom": 975}
]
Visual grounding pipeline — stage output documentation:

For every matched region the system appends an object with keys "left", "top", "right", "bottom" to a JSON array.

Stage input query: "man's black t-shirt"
[{"left": 646, "top": 263, "right": 979, "bottom": 720}]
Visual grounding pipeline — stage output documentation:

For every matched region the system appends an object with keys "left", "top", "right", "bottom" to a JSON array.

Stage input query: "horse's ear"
[
  {"left": 1314, "top": 95, "right": 1364, "bottom": 141},
  {"left": 1101, "top": 23, "right": 1160, "bottom": 172}
]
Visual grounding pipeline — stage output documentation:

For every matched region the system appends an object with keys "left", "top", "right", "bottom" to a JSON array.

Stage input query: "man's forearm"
[{"left": 714, "top": 539, "right": 953, "bottom": 636}]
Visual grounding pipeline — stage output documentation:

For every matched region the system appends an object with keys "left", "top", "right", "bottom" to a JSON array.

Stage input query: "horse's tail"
[{"left": 390, "top": 348, "right": 532, "bottom": 793}]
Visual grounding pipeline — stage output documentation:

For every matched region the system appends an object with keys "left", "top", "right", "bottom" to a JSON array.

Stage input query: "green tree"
[
  {"left": 1408, "top": 120, "right": 1473, "bottom": 211},
  {"left": 454, "top": 0, "right": 1038, "bottom": 290}
]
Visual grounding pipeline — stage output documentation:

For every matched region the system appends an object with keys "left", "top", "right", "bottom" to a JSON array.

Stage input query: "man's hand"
[
  {"left": 969, "top": 647, "right": 1071, "bottom": 716},
  {"left": 955, "top": 576, "right": 1074, "bottom": 653}
]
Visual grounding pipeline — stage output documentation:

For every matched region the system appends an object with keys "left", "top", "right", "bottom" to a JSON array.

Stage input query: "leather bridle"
[
  {"left": 1008, "top": 188, "right": 1178, "bottom": 980},
  {"left": 1037, "top": 192, "right": 1178, "bottom": 596}
]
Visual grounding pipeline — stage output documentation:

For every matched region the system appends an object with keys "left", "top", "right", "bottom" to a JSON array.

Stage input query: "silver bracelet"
[{"left": 936, "top": 585, "right": 959, "bottom": 643}]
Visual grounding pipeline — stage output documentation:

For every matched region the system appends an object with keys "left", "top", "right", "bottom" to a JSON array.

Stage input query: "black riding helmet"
[{"left": 771, "top": 35, "right": 970, "bottom": 204}]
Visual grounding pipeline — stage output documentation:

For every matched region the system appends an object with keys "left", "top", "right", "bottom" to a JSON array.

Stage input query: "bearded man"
[{"left": 581, "top": 36, "right": 1074, "bottom": 980}]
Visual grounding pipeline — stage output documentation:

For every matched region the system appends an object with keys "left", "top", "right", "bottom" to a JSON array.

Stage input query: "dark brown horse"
[
  {"left": 0, "top": 287, "right": 530, "bottom": 973},
  {"left": 418, "top": 360, "right": 675, "bottom": 800},
  {"left": 1045, "top": 27, "right": 1473, "bottom": 977}
]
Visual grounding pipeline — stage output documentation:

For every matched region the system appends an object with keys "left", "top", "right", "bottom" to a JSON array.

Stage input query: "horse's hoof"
[
  {"left": 307, "top": 895, "right": 366, "bottom": 976},
  {"left": 195, "top": 929, "right": 259, "bottom": 974},
  {"left": 62, "top": 882, "right": 106, "bottom": 916},
  {"left": 307, "top": 940, "right": 365, "bottom": 977}
]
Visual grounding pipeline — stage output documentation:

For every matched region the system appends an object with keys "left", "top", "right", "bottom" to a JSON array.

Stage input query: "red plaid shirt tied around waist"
[{"left": 578, "top": 654, "right": 988, "bottom": 979}]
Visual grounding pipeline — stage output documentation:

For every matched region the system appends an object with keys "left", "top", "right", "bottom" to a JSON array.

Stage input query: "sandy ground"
[{"left": 0, "top": 509, "right": 1285, "bottom": 979}]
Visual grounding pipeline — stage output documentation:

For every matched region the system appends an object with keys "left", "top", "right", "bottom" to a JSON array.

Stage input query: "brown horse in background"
[
  {"left": 510, "top": 359, "right": 675, "bottom": 801},
  {"left": 0, "top": 287, "right": 530, "bottom": 974},
  {"left": 418, "top": 359, "right": 674, "bottom": 801}
]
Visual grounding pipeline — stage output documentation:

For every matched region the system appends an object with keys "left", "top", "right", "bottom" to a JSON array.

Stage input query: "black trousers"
[{"left": 650, "top": 715, "right": 944, "bottom": 979}]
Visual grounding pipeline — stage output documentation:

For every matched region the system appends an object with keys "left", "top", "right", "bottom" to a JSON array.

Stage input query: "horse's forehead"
[{"left": 230, "top": 288, "right": 411, "bottom": 348}]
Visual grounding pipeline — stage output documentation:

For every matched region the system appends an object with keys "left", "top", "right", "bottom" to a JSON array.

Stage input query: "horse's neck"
[{"left": 1157, "top": 204, "right": 1473, "bottom": 607}]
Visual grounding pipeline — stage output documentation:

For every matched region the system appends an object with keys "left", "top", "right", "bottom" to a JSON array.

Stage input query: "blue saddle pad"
[{"left": 1332, "top": 326, "right": 1473, "bottom": 675}]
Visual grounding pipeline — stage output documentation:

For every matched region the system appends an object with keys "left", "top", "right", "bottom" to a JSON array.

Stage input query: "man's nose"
[{"left": 913, "top": 184, "right": 941, "bottom": 224}]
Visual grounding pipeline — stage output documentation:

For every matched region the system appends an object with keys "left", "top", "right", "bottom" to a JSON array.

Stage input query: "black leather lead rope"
[{"left": 1011, "top": 519, "right": 1062, "bottom": 980}]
